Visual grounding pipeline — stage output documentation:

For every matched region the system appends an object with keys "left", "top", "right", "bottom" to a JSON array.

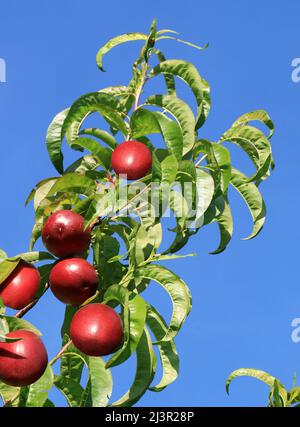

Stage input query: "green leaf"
[
  {"left": 208, "top": 195, "right": 233, "bottom": 254},
  {"left": 163, "top": 190, "right": 190, "bottom": 254},
  {"left": 134, "top": 223, "right": 162, "bottom": 266},
  {"left": 230, "top": 168, "right": 266, "bottom": 239},
  {"left": 189, "top": 169, "right": 215, "bottom": 228},
  {"left": 211, "top": 143, "right": 231, "bottom": 193},
  {"left": 0, "top": 333, "right": 22, "bottom": 343},
  {"left": 3, "top": 316, "right": 42, "bottom": 336},
  {"left": 157, "top": 35, "right": 208, "bottom": 51},
  {"left": 103, "top": 285, "right": 147, "bottom": 368},
  {"left": 111, "top": 328, "right": 156, "bottom": 407},
  {"left": 288, "top": 387, "right": 300, "bottom": 405},
  {"left": 146, "top": 304, "right": 179, "bottom": 392},
  {"left": 12, "top": 251, "right": 55, "bottom": 263},
  {"left": 60, "top": 305, "right": 85, "bottom": 383},
  {"left": 0, "top": 382, "right": 20, "bottom": 406},
  {"left": 150, "top": 59, "right": 209, "bottom": 129},
  {"left": 96, "top": 33, "right": 148, "bottom": 71},
  {"left": 47, "top": 173, "right": 96, "bottom": 197},
  {"left": 130, "top": 109, "right": 183, "bottom": 161},
  {"left": 19, "top": 366, "right": 53, "bottom": 407},
  {"left": 145, "top": 95, "right": 195, "bottom": 155},
  {"left": 62, "top": 92, "right": 128, "bottom": 146},
  {"left": 226, "top": 368, "right": 277, "bottom": 394},
  {"left": 87, "top": 357, "right": 113, "bottom": 407},
  {"left": 79, "top": 128, "right": 117, "bottom": 149},
  {"left": 54, "top": 374, "right": 84, "bottom": 407},
  {"left": 0, "top": 249, "right": 7, "bottom": 262},
  {"left": 93, "top": 231, "right": 124, "bottom": 289},
  {"left": 0, "top": 259, "right": 20, "bottom": 285},
  {"left": 232, "top": 110, "right": 274, "bottom": 139},
  {"left": 64, "top": 155, "right": 99, "bottom": 175},
  {"left": 152, "top": 49, "right": 176, "bottom": 95},
  {"left": 46, "top": 108, "right": 69, "bottom": 174},
  {"left": 29, "top": 178, "right": 58, "bottom": 211},
  {"left": 69, "top": 137, "right": 112, "bottom": 170},
  {"left": 135, "top": 265, "right": 192, "bottom": 342},
  {"left": 220, "top": 125, "right": 272, "bottom": 183},
  {"left": 226, "top": 368, "right": 288, "bottom": 406}
]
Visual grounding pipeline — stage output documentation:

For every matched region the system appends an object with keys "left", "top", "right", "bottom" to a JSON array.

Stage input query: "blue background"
[{"left": 0, "top": 0, "right": 299, "bottom": 407}]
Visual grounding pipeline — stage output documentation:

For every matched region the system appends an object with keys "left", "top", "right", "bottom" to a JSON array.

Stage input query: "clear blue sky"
[{"left": 0, "top": 0, "right": 299, "bottom": 407}]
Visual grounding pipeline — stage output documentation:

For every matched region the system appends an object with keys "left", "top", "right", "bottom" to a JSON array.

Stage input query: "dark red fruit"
[
  {"left": 42, "top": 210, "right": 91, "bottom": 258},
  {"left": 70, "top": 303, "right": 124, "bottom": 356},
  {"left": 49, "top": 258, "right": 98, "bottom": 306},
  {"left": 0, "top": 330, "right": 48, "bottom": 387},
  {"left": 111, "top": 140, "right": 152, "bottom": 180},
  {"left": 0, "top": 261, "right": 41, "bottom": 310}
]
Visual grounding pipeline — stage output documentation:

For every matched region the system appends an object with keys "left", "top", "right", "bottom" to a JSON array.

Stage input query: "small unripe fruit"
[
  {"left": 0, "top": 261, "right": 41, "bottom": 310},
  {"left": 111, "top": 140, "right": 152, "bottom": 180},
  {"left": 0, "top": 330, "right": 48, "bottom": 387},
  {"left": 42, "top": 210, "right": 91, "bottom": 258},
  {"left": 70, "top": 303, "right": 124, "bottom": 356},
  {"left": 49, "top": 258, "right": 98, "bottom": 306}
]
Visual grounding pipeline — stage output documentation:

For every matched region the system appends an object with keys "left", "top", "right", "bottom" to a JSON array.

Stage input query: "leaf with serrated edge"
[
  {"left": 145, "top": 95, "right": 195, "bottom": 155},
  {"left": 146, "top": 304, "right": 179, "bottom": 392},
  {"left": 96, "top": 33, "right": 148, "bottom": 71},
  {"left": 103, "top": 285, "right": 146, "bottom": 368},
  {"left": 135, "top": 265, "right": 192, "bottom": 342},
  {"left": 111, "top": 328, "right": 156, "bottom": 407},
  {"left": 230, "top": 168, "right": 266, "bottom": 239}
]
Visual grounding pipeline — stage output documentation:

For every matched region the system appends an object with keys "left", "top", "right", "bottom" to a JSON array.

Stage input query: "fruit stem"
[
  {"left": 48, "top": 339, "right": 72, "bottom": 366},
  {"left": 14, "top": 283, "right": 50, "bottom": 318}
]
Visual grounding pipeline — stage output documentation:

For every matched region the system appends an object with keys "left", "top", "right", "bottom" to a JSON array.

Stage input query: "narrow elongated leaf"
[
  {"left": 47, "top": 173, "right": 96, "bottom": 197},
  {"left": 62, "top": 92, "right": 128, "bottom": 145},
  {"left": 64, "top": 155, "right": 99, "bottom": 175},
  {"left": 93, "top": 231, "right": 124, "bottom": 288},
  {"left": 12, "top": 251, "right": 54, "bottom": 263},
  {"left": 152, "top": 49, "right": 176, "bottom": 95},
  {"left": 54, "top": 375, "right": 84, "bottom": 407},
  {"left": 157, "top": 35, "right": 208, "bottom": 51},
  {"left": 188, "top": 169, "right": 214, "bottom": 229},
  {"left": 226, "top": 368, "right": 288, "bottom": 405},
  {"left": 79, "top": 128, "right": 117, "bottom": 149},
  {"left": 145, "top": 95, "right": 195, "bottom": 155},
  {"left": 19, "top": 366, "right": 53, "bottom": 407},
  {"left": 4, "top": 316, "right": 42, "bottom": 336},
  {"left": 46, "top": 108, "right": 69, "bottom": 174},
  {"left": 211, "top": 143, "right": 231, "bottom": 193},
  {"left": 220, "top": 125, "right": 272, "bottom": 183},
  {"left": 209, "top": 195, "right": 233, "bottom": 254},
  {"left": 33, "top": 179, "right": 58, "bottom": 211},
  {"left": 226, "top": 368, "right": 278, "bottom": 394},
  {"left": 230, "top": 168, "right": 266, "bottom": 239},
  {"left": 69, "top": 137, "right": 112, "bottom": 170},
  {"left": 111, "top": 328, "right": 156, "bottom": 407},
  {"left": 0, "top": 382, "right": 20, "bottom": 406},
  {"left": 135, "top": 265, "right": 192, "bottom": 342},
  {"left": 0, "top": 249, "right": 7, "bottom": 262},
  {"left": 232, "top": 110, "right": 275, "bottom": 139},
  {"left": 103, "top": 285, "right": 147, "bottom": 368},
  {"left": 150, "top": 59, "right": 208, "bottom": 129},
  {"left": 87, "top": 357, "right": 113, "bottom": 407},
  {"left": 96, "top": 33, "right": 148, "bottom": 71},
  {"left": 146, "top": 305, "right": 179, "bottom": 392},
  {"left": 0, "top": 259, "right": 20, "bottom": 285},
  {"left": 131, "top": 109, "right": 183, "bottom": 160}
]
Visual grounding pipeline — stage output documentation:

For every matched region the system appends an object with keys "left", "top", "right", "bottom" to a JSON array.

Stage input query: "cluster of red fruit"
[{"left": 0, "top": 140, "right": 153, "bottom": 387}]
